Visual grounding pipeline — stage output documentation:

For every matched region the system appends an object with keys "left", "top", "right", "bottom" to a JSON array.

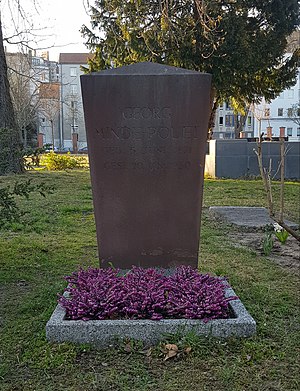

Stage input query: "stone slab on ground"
[
  {"left": 209, "top": 206, "right": 298, "bottom": 230},
  {"left": 46, "top": 286, "right": 256, "bottom": 347}
]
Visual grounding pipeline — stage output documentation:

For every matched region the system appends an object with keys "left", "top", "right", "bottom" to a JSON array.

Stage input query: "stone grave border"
[{"left": 46, "top": 285, "right": 256, "bottom": 346}]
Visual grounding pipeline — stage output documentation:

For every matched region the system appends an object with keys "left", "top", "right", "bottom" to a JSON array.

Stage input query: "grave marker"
[{"left": 81, "top": 62, "right": 211, "bottom": 268}]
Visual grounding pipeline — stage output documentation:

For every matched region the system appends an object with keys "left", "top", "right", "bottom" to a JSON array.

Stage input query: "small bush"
[
  {"left": 59, "top": 266, "right": 237, "bottom": 321},
  {"left": 42, "top": 152, "right": 85, "bottom": 171},
  {"left": 23, "top": 144, "right": 52, "bottom": 169},
  {"left": 0, "top": 179, "right": 54, "bottom": 227}
]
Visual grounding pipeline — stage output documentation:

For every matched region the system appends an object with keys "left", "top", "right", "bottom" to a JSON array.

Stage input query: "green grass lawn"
[{"left": 0, "top": 171, "right": 299, "bottom": 391}]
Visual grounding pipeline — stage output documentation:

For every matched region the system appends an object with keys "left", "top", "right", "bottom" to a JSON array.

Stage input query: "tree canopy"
[{"left": 82, "top": 0, "right": 300, "bottom": 132}]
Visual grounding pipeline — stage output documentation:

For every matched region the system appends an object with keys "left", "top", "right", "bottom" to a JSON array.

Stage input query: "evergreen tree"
[{"left": 82, "top": 0, "right": 299, "bottom": 137}]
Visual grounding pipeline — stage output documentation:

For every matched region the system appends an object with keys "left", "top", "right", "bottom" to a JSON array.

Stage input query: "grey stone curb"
[
  {"left": 46, "top": 285, "right": 256, "bottom": 346},
  {"left": 209, "top": 206, "right": 298, "bottom": 230}
]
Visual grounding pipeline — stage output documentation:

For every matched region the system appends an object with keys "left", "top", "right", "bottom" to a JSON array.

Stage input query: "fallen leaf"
[
  {"left": 101, "top": 362, "right": 108, "bottom": 367},
  {"left": 146, "top": 347, "right": 152, "bottom": 357},
  {"left": 185, "top": 346, "right": 192, "bottom": 354},
  {"left": 163, "top": 344, "right": 179, "bottom": 361},
  {"left": 165, "top": 344, "right": 178, "bottom": 352},
  {"left": 164, "top": 349, "right": 178, "bottom": 361}
]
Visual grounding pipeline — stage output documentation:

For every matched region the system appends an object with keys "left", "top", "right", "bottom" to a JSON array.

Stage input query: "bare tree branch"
[{"left": 254, "top": 139, "right": 300, "bottom": 242}]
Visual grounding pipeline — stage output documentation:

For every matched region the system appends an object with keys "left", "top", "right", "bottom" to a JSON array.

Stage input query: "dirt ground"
[{"left": 230, "top": 231, "right": 300, "bottom": 273}]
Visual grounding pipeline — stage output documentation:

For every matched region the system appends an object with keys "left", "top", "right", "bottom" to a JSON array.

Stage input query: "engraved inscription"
[
  {"left": 96, "top": 126, "right": 200, "bottom": 140},
  {"left": 103, "top": 145, "right": 190, "bottom": 156},
  {"left": 98, "top": 106, "right": 200, "bottom": 171},
  {"left": 129, "top": 146, "right": 166, "bottom": 154},
  {"left": 103, "top": 161, "right": 191, "bottom": 170},
  {"left": 122, "top": 107, "right": 171, "bottom": 120}
]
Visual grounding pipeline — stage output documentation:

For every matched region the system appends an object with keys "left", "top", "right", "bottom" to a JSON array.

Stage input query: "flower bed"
[{"left": 59, "top": 266, "right": 237, "bottom": 322}]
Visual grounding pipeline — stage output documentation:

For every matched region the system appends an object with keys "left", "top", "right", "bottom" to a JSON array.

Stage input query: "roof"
[{"left": 59, "top": 53, "right": 92, "bottom": 64}]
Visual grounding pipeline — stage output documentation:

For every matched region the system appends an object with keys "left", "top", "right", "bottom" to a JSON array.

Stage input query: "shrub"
[
  {"left": 23, "top": 144, "right": 52, "bottom": 169},
  {"left": 0, "top": 179, "right": 54, "bottom": 227},
  {"left": 59, "top": 266, "right": 237, "bottom": 321},
  {"left": 42, "top": 152, "right": 85, "bottom": 170}
]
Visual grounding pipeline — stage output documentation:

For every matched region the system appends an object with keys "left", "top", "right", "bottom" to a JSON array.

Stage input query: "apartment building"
[
  {"left": 59, "top": 53, "right": 91, "bottom": 151},
  {"left": 213, "top": 102, "right": 255, "bottom": 139},
  {"left": 6, "top": 51, "right": 60, "bottom": 147},
  {"left": 38, "top": 82, "right": 60, "bottom": 147},
  {"left": 30, "top": 51, "right": 59, "bottom": 85},
  {"left": 254, "top": 70, "right": 300, "bottom": 141}
]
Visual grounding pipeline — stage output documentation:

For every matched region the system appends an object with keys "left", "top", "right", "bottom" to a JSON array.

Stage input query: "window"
[
  {"left": 277, "top": 108, "right": 283, "bottom": 116},
  {"left": 70, "top": 67, "right": 77, "bottom": 77},
  {"left": 247, "top": 116, "right": 252, "bottom": 126},
  {"left": 225, "top": 101, "right": 232, "bottom": 110},
  {"left": 219, "top": 116, "right": 224, "bottom": 125},
  {"left": 70, "top": 84, "right": 77, "bottom": 95},
  {"left": 32, "top": 58, "right": 40, "bottom": 66},
  {"left": 287, "top": 108, "right": 293, "bottom": 117},
  {"left": 264, "top": 108, "right": 270, "bottom": 117},
  {"left": 225, "top": 115, "right": 234, "bottom": 127},
  {"left": 287, "top": 128, "right": 293, "bottom": 137},
  {"left": 71, "top": 101, "right": 77, "bottom": 110},
  {"left": 297, "top": 128, "right": 300, "bottom": 137}
]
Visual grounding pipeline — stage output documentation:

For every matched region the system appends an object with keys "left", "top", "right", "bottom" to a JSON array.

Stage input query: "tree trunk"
[
  {"left": 207, "top": 89, "right": 219, "bottom": 140},
  {"left": 51, "top": 120, "right": 54, "bottom": 150},
  {"left": 279, "top": 137, "right": 285, "bottom": 224},
  {"left": 234, "top": 114, "right": 239, "bottom": 138},
  {"left": 234, "top": 106, "right": 250, "bottom": 139},
  {"left": 255, "top": 139, "right": 274, "bottom": 218},
  {"left": 0, "top": 15, "right": 24, "bottom": 175},
  {"left": 23, "top": 127, "right": 27, "bottom": 148}
]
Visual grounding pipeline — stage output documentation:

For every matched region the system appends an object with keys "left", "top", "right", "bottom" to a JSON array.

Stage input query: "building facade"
[
  {"left": 59, "top": 53, "right": 91, "bottom": 151},
  {"left": 254, "top": 70, "right": 300, "bottom": 141},
  {"left": 38, "top": 82, "right": 60, "bottom": 147},
  {"left": 213, "top": 102, "right": 255, "bottom": 139},
  {"left": 6, "top": 50, "right": 60, "bottom": 147},
  {"left": 30, "top": 52, "right": 60, "bottom": 148}
]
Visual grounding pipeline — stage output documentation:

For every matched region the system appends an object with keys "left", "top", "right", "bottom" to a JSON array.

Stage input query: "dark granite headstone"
[{"left": 81, "top": 62, "right": 211, "bottom": 268}]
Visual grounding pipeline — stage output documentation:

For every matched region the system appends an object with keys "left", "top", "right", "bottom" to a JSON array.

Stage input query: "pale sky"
[{"left": 1, "top": 0, "right": 92, "bottom": 61}]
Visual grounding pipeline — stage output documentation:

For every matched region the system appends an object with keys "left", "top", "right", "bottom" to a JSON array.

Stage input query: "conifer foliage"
[{"left": 82, "top": 0, "right": 300, "bottom": 133}]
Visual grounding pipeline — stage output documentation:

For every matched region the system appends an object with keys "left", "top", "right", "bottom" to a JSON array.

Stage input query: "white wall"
[{"left": 254, "top": 71, "right": 300, "bottom": 141}]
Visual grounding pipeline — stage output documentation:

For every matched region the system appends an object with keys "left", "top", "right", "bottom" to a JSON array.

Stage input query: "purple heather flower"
[{"left": 58, "top": 266, "right": 237, "bottom": 321}]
